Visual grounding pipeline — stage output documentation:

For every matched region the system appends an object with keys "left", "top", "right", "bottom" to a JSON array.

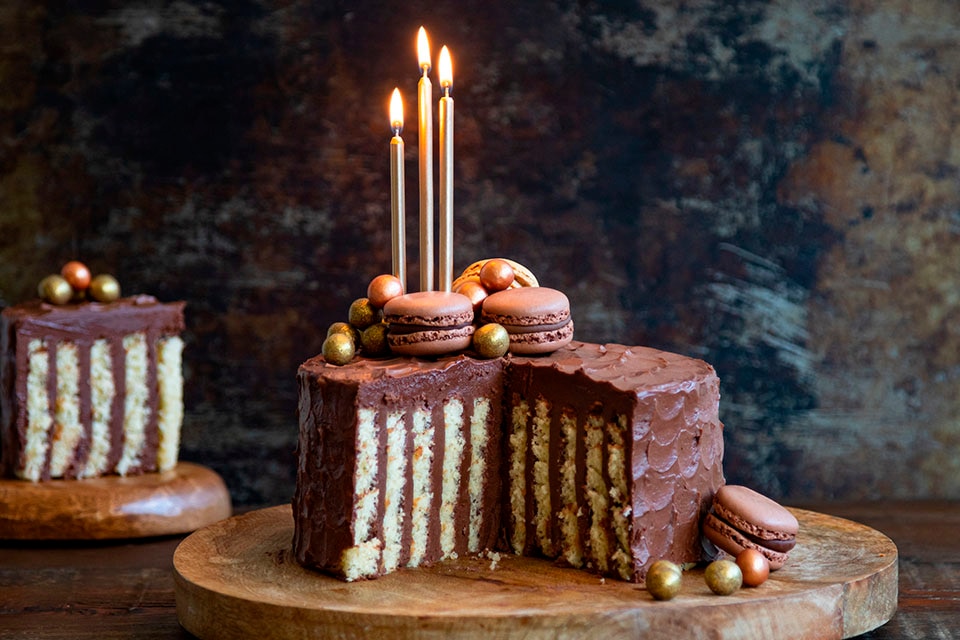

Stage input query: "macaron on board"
[
  {"left": 704, "top": 485, "right": 799, "bottom": 570},
  {"left": 175, "top": 504, "right": 897, "bottom": 640}
]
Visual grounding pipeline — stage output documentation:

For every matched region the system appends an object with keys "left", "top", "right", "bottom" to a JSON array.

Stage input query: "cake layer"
[
  {"left": 1, "top": 296, "right": 185, "bottom": 480},
  {"left": 293, "top": 354, "right": 504, "bottom": 581},
  {"left": 294, "top": 341, "right": 725, "bottom": 583}
]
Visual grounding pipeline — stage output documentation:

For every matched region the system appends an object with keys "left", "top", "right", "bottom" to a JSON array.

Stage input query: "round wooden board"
[
  {"left": 0, "top": 462, "right": 232, "bottom": 540},
  {"left": 174, "top": 505, "right": 897, "bottom": 640}
]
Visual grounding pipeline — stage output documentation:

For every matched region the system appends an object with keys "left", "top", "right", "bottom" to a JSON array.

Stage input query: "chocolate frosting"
[
  {"left": 292, "top": 340, "right": 725, "bottom": 581},
  {"left": 1, "top": 296, "right": 185, "bottom": 479}
]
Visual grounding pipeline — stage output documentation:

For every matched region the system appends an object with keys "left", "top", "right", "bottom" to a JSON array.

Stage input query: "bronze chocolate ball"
[
  {"left": 479, "top": 259, "right": 515, "bottom": 292},
  {"left": 361, "top": 323, "right": 390, "bottom": 357},
  {"left": 367, "top": 274, "right": 404, "bottom": 308},
  {"left": 473, "top": 323, "right": 509, "bottom": 359},
  {"left": 322, "top": 333, "right": 355, "bottom": 365},
  {"left": 645, "top": 560, "right": 682, "bottom": 601},
  {"left": 38, "top": 274, "right": 73, "bottom": 305},
  {"left": 705, "top": 559, "right": 742, "bottom": 595},
  {"left": 348, "top": 298, "right": 379, "bottom": 330},
  {"left": 455, "top": 279, "right": 488, "bottom": 314},
  {"left": 736, "top": 549, "right": 770, "bottom": 587},
  {"left": 89, "top": 274, "right": 121, "bottom": 303},
  {"left": 60, "top": 261, "right": 91, "bottom": 291}
]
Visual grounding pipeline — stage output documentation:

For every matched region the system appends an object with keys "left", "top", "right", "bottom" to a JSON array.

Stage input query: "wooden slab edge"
[
  {"left": 173, "top": 505, "right": 898, "bottom": 640},
  {"left": 0, "top": 462, "right": 232, "bottom": 539}
]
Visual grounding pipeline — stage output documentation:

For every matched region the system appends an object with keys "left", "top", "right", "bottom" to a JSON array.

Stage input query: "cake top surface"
[
  {"left": 301, "top": 340, "right": 716, "bottom": 395},
  {"left": 2, "top": 295, "right": 185, "bottom": 338}
]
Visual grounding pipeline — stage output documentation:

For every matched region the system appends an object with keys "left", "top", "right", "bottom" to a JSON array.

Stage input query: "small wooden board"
[
  {"left": 173, "top": 505, "right": 897, "bottom": 639},
  {"left": 0, "top": 462, "right": 232, "bottom": 540}
]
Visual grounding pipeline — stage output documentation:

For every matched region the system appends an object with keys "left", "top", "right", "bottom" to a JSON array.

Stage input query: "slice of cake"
[
  {"left": 293, "top": 341, "right": 724, "bottom": 582},
  {"left": 1, "top": 295, "right": 185, "bottom": 481}
]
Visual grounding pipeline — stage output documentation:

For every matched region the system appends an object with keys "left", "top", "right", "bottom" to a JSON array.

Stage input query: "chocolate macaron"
[
  {"left": 383, "top": 291, "right": 475, "bottom": 357},
  {"left": 703, "top": 485, "right": 799, "bottom": 570},
  {"left": 481, "top": 287, "right": 573, "bottom": 355}
]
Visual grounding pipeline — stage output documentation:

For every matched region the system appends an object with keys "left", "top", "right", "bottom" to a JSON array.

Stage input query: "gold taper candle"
[
  {"left": 438, "top": 45, "right": 454, "bottom": 291},
  {"left": 417, "top": 27, "right": 434, "bottom": 292},
  {"left": 389, "top": 88, "right": 406, "bottom": 290}
]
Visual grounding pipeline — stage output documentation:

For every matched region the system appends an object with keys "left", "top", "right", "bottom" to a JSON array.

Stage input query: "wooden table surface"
[{"left": 1, "top": 501, "right": 957, "bottom": 639}]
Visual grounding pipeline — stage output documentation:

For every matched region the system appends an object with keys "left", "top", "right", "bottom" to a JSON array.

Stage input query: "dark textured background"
[{"left": 2, "top": 1, "right": 959, "bottom": 506}]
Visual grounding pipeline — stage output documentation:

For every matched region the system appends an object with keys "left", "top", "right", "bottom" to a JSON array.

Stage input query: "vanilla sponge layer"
[{"left": 17, "top": 334, "right": 184, "bottom": 481}]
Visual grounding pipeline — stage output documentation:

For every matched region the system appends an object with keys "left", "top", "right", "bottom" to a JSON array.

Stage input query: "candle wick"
[
  {"left": 421, "top": 64, "right": 431, "bottom": 76},
  {"left": 441, "top": 84, "right": 452, "bottom": 98},
  {"left": 392, "top": 124, "right": 403, "bottom": 136}
]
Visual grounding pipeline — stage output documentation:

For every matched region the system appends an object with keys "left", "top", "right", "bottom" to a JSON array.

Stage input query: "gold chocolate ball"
[
  {"left": 89, "top": 274, "right": 121, "bottom": 303},
  {"left": 479, "top": 258, "right": 515, "bottom": 292},
  {"left": 473, "top": 323, "right": 510, "bottom": 359},
  {"left": 455, "top": 279, "right": 488, "bottom": 314},
  {"left": 61, "top": 261, "right": 92, "bottom": 291},
  {"left": 367, "top": 274, "right": 404, "bottom": 308},
  {"left": 348, "top": 298, "right": 379, "bottom": 330},
  {"left": 645, "top": 560, "right": 682, "bottom": 601},
  {"left": 322, "top": 332, "right": 355, "bottom": 365},
  {"left": 705, "top": 559, "right": 742, "bottom": 595},
  {"left": 360, "top": 323, "right": 391, "bottom": 357},
  {"left": 38, "top": 274, "right": 73, "bottom": 305},
  {"left": 736, "top": 549, "right": 770, "bottom": 587},
  {"left": 327, "top": 321, "right": 359, "bottom": 344}
]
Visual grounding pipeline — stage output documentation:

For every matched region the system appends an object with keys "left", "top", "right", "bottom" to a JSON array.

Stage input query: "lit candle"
[
  {"left": 389, "top": 87, "right": 406, "bottom": 290},
  {"left": 417, "top": 27, "right": 434, "bottom": 292},
  {"left": 438, "top": 45, "right": 454, "bottom": 292}
]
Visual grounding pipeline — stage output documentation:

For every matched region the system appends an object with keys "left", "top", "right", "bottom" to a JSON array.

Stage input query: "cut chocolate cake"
[
  {"left": 1, "top": 296, "right": 185, "bottom": 481},
  {"left": 293, "top": 341, "right": 724, "bottom": 582}
]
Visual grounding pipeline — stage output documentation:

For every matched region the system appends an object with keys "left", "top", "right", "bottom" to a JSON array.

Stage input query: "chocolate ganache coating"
[{"left": 293, "top": 340, "right": 725, "bottom": 582}]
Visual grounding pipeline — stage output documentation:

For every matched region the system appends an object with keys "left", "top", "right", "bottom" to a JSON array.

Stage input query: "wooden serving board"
[
  {"left": 0, "top": 462, "right": 232, "bottom": 540},
  {"left": 174, "top": 505, "right": 897, "bottom": 639}
]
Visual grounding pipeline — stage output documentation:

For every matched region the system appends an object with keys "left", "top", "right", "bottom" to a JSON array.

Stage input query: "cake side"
[
  {"left": 503, "top": 341, "right": 725, "bottom": 582},
  {"left": 0, "top": 296, "right": 185, "bottom": 480},
  {"left": 293, "top": 354, "right": 504, "bottom": 581}
]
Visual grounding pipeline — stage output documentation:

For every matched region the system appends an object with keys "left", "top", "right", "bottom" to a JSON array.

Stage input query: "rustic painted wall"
[{"left": 2, "top": 1, "right": 958, "bottom": 506}]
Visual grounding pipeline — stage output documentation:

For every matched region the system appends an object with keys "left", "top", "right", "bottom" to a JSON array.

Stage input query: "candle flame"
[
  {"left": 390, "top": 88, "right": 403, "bottom": 133},
  {"left": 438, "top": 45, "right": 452, "bottom": 89},
  {"left": 417, "top": 27, "right": 431, "bottom": 72}
]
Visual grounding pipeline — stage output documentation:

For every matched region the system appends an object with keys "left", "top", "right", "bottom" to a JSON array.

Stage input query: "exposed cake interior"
[
  {"left": 293, "top": 341, "right": 724, "bottom": 582},
  {"left": 1, "top": 296, "right": 185, "bottom": 480}
]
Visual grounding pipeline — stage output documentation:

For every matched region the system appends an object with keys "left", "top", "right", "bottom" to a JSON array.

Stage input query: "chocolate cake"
[
  {"left": 293, "top": 340, "right": 724, "bottom": 582},
  {"left": 1, "top": 296, "right": 185, "bottom": 481}
]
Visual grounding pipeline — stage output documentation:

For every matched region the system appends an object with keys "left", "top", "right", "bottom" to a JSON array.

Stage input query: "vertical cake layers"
[
  {"left": 0, "top": 296, "right": 185, "bottom": 480},
  {"left": 504, "top": 342, "right": 725, "bottom": 582},
  {"left": 293, "top": 354, "right": 504, "bottom": 581}
]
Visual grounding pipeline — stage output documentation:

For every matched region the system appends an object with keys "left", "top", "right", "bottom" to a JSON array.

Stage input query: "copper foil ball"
[
  {"left": 367, "top": 274, "right": 404, "bottom": 308},
  {"left": 322, "top": 333, "right": 355, "bottom": 365},
  {"left": 361, "top": 323, "right": 390, "bottom": 357},
  {"left": 705, "top": 560, "right": 742, "bottom": 595},
  {"left": 479, "top": 259, "right": 515, "bottom": 292},
  {"left": 645, "top": 560, "right": 682, "bottom": 601},
  {"left": 61, "top": 261, "right": 91, "bottom": 291},
  {"left": 455, "top": 279, "right": 488, "bottom": 314},
  {"left": 348, "top": 298, "right": 379, "bottom": 329},
  {"left": 38, "top": 274, "right": 73, "bottom": 305},
  {"left": 473, "top": 323, "right": 509, "bottom": 359},
  {"left": 89, "top": 274, "right": 121, "bottom": 303},
  {"left": 736, "top": 549, "right": 770, "bottom": 587}
]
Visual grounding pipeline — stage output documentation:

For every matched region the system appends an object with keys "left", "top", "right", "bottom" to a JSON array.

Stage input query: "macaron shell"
[
  {"left": 712, "top": 485, "right": 799, "bottom": 544},
  {"left": 703, "top": 512, "right": 790, "bottom": 570},
  {"left": 388, "top": 324, "right": 475, "bottom": 356},
  {"left": 383, "top": 291, "right": 474, "bottom": 327},
  {"left": 481, "top": 287, "right": 571, "bottom": 327},
  {"left": 506, "top": 319, "right": 574, "bottom": 354}
]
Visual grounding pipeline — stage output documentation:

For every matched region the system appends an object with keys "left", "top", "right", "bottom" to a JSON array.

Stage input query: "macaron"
[
  {"left": 480, "top": 287, "right": 573, "bottom": 355},
  {"left": 702, "top": 485, "right": 799, "bottom": 570},
  {"left": 383, "top": 291, "right": 475, "bottom": 357}
]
